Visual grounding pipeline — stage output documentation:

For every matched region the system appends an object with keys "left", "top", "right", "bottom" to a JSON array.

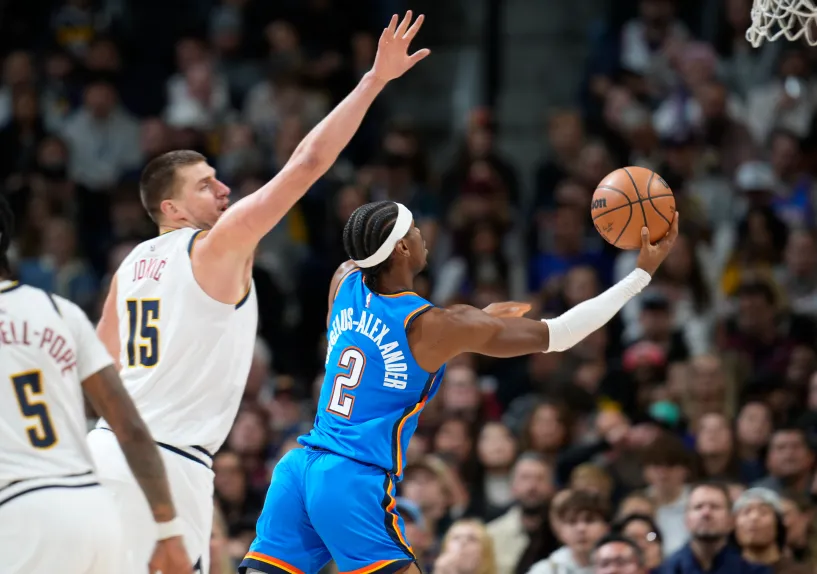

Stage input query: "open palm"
[{"left": 371, "top": 11, "right": 431, "bottom": 83}]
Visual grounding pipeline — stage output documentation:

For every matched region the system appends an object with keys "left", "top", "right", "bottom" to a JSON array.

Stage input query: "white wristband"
[
  {"left": 156, "top": 517, "right": 184, "bottom": 541},
  {"left": 543, "top": 268, "right": 651, "bottom": 353}
]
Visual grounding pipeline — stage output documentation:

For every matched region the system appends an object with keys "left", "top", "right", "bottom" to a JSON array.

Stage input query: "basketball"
[{"left": 591, "top": 166, "right": 676, "bottom": 250}]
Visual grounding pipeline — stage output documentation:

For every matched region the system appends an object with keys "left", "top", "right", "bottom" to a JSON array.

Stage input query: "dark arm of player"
[
  {"left": 410, "top": 268, "right": 653, "bottom": 371},
  {"left": 327, "top": 260, "right": 359, "bottom": 327},
  {"left": 82, "top": 365, "right": 176, "bottom": 523}
]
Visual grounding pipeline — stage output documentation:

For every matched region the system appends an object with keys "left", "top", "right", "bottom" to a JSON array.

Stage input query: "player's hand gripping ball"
[{"left": 591, "top": 166, "right": 676, "bottom": 250}]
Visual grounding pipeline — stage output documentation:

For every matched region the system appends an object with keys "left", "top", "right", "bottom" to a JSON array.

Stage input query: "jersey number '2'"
[
  {"left": 11, "top": 370, "right": 57, "bottom": 449},
  {"left": 126, "top": 299, "right": 160, "bottom": 368},
  {"left": 327, "top": 347, "right": 366, "bottom": 419}
]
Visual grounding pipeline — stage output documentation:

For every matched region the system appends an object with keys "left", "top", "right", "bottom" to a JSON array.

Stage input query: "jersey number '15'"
[
  {"left": 10, "top": 370, "right": 58, "bottom": 449},
  {"left": 126, "top": 299, "right": 160, "bottom": 368},
  {"left": 326, "top": 347, "right": 366, "bottom": 419}
]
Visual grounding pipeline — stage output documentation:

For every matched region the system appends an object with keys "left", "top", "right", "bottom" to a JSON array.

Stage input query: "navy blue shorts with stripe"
[{"left": 240, "top": 447, "right": 415, "bottom": 574}]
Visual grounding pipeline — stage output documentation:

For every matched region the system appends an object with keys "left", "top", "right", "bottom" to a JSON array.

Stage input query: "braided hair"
[
  {"left": 342, "top": 201, "right": 399, "bottom": 293},
  {"left": 0, "top": 193, "right": 13, "bottom": 276}
]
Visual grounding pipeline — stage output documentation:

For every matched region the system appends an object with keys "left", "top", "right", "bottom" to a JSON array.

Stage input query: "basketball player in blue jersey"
[{"left": 243, "top": 202, "right": 679, "bottom": 574}]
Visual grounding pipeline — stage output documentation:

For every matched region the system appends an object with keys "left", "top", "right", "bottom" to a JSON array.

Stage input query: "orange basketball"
[{"left": 591, "top": 166, "right": 675, "bottom": 250}]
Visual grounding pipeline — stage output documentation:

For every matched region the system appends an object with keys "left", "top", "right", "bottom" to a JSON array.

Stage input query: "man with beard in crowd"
[
  {"left": 487, "top": 453, "right": 556, "bottom": 574},
  {"left": 658, "top": 483, "right": 770, "bottom": 574}
]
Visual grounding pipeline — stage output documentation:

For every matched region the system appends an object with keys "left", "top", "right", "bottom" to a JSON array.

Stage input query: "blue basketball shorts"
[{"left": 239, "top": 447, "right": 415, "bottom": 574}]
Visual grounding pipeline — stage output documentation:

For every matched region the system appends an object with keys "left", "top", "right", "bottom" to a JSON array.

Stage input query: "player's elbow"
[{"left": 289, "top": 146, "right": 324, "bottom": 176}]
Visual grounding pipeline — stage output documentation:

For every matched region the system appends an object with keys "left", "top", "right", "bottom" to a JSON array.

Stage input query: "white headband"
[{"left": 353, "top": 203, "right": 413, "bottom": 268}]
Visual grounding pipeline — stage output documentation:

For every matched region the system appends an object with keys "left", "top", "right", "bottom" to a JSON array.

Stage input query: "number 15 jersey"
[
  {"left": 299, "top": 269, "right": 445, "bottom": 479},
  {"left": 104, "top": 228, "right": 258, "bottom": 454}
]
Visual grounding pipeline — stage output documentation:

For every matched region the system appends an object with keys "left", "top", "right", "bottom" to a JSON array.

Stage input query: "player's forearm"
[
  {"left": 543, "top": 268, "right": 651, "bottom": 352},
  {"left": 116, "top": 425, "right": 176, "bottom": 523},
  {"left": 289, "top": 72, "right": 386, "bottom": 173},
  {"left": 83, "top": 366, "right": 177, "bottom": 523},
  {"left": 477, "top": 317, "right": 552, "bottom": 357}
]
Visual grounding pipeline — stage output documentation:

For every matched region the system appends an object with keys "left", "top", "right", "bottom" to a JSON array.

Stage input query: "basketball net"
[{"left": 747, "top": 0, "right": 817, "bottom": 46}]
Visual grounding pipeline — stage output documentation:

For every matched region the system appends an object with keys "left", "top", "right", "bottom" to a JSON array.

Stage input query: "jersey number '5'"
[
  {"left": 126, "top": 299, "right": 160, "bottom": 368},
  {"left": 10, "top": 370, "right": 58, "bottom": 449},
  {"left": 326, "top": 347, "right": 366, "bottom": 419}
]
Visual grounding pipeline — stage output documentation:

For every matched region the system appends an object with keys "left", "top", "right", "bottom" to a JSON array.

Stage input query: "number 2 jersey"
[
  {"left": 0, "top": 280, "right": 113, "bottom": 493},
  {"left": 299, "top": 269, "right": 445, "bottom": 479},
  {"left": 100, "top": 227, "right": 258, "bottom": 455}
]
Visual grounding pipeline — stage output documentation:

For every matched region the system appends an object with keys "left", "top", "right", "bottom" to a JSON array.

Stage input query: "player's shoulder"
[{"left": 46, "top": 292, "right": 88, "bottom": 321}]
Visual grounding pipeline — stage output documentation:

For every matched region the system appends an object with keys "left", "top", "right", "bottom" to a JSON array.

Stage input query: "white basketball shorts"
[
  {"left": 0, "top": 479, "right": 123, "bottom": 572},
  {"left": 87, "top": 428, "right": 215, "bottom": 574}
]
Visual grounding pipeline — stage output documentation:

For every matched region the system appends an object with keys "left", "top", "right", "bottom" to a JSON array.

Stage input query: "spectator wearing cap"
[
  {"left": 591, "top": 533, "right": 647, "bottom": 574},
  {"left": 753, "top": 428, "right": 815, "bottom": 498},
  {"left": 733, "top": 487, "right": 811, "bottom": 574},
  {"left": 528, "top": 490, "right": 611, "bottom": 574},
  {"left": 658, "top": 482, "right": 770, "bottom": 574},
  {"left": 395, "top": 497, "right": 435, "bottom": 570},
  {"left": 487, "top": 453, "right": 555, "bottom": 574},
  {"left": 615, "top": 514, "right": 663, "bottom": 573}
]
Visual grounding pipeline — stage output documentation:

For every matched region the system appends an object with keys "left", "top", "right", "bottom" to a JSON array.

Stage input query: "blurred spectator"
[
  {"left": 61, "top": 79, "right": 141, "bottom": 191},
  {"left": 434, "top": 518, "right": 498, "bottom": 574},
  {"left": 746, "top": 48, "right": 817, "bottom": 145},
  {"left": 488, "top": 453, "right": 555, "bottom": 574},
  {"left": 0, "top": 51, "right": 36, "bottom": 127},
  {"left": 591, "top": 533, "right": 648, "bottom": 574},
  {"left": 753, "top": 428, "right": 815, "bottom": 498},
  {"left": 615, "top": 514, "right": 664, "bottom": 571},
  {"left": 657, "top": 482, "right": 766, "bottom": 574},
  {"left": 641, "top": 433, "right": 693, "bottom": 555},
  {"left": 17, "top": 215, "right": 98, "bottom": 311},
  {"left": 529, "top": 490, "right": 611, "bottom": 574},
  {"left": 733, "top": 487, "right": 811, "bottom": 574}
]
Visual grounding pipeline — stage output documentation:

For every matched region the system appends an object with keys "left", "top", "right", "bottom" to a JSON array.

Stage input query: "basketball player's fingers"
[
  {"left": 408, "top": 48, "right": 431, "bottom": 66},
  {"left": 386, "top": 14, "right": 399, "bottom": 36},
  {"left": 396, "top": 10, "right": 413, "bottom": 38},
  {"left": 404, "top": 13, "right": 425, "bottom": 41},
  {"left": 640, "top": 226, "right": 650, "bottom": 249}
]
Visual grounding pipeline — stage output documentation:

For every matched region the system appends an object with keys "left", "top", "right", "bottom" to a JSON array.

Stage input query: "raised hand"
[
  {"left": 636, "top": 212, "right": 679, "bottom": 276},
  {"left": 371, "top": 11, "right": 431, "bottom": 83},
  {"left": 482, "top": 301, "right": 532, "bottom": 318}
]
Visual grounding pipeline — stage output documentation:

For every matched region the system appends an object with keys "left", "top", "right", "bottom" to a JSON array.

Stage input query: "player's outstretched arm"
[
  {"left": 410, "top": 216, "right": 679, "bottom": 372},
  {"left": 199, "top": 12, "right": 430, "bottom": 264}
]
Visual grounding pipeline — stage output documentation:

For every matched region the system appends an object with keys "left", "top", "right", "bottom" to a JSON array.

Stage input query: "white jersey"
[
  {"left": 0, "top": 280, "right": 113, "bottom": 492},
  {"left": 102, "top": 228, "right": 258, "bottom": 455}
]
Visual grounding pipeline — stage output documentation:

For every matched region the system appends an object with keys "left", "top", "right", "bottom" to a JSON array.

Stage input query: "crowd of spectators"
[{"left": 3, "top": 0, "right": 817, "bottom": 573}]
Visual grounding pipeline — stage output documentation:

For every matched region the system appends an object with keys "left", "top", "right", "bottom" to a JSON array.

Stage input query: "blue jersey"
[{"left": 299, "top": 270, "right": 445, "bottom": 479}]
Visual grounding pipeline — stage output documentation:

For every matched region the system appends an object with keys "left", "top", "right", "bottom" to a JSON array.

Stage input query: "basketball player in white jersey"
[
  {"left": 0, "top": 196, "right": 191, "bottom": 573},
  {"left": 88, "top": 11, "right": 430, "bottom": 573}
]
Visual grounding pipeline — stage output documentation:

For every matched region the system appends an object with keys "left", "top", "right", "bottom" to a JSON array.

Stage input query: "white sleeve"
[
  {"left": 543, "top": 268, "right": 652, "bottom": 353},
  {"left": 54, "top": 296, "right": 115, "bottom": 381}
]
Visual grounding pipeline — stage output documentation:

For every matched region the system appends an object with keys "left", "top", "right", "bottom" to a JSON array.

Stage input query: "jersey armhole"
[
  {"left": 404, "top": 303, "right": 433, "bottom": 332},
  {"left": 333, "top": 268, "right": 361, "bottom": 302},
  {"left": 45, "top": 292, "right": 61, "bottom": 316}
]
